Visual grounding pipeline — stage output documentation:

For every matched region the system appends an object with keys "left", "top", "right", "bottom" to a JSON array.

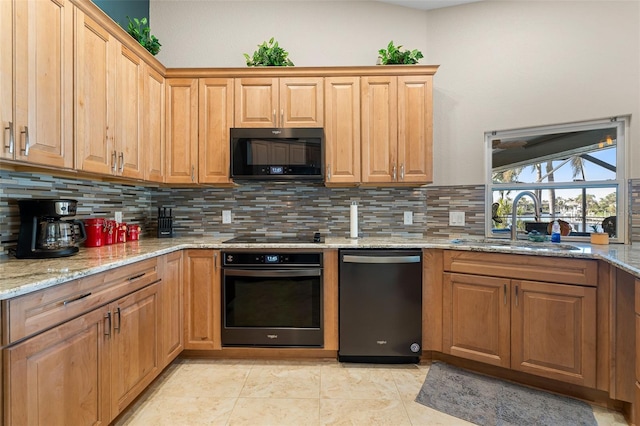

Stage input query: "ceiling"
[{"left": 376, "top": 0, "right": 482, "bottom": 10}]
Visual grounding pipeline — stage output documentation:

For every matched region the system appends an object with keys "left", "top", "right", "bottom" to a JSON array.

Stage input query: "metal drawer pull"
[
  {"left": 104, "top": 311, "right": 111, "bottom": 336},
  {"left": 5, "top": 121, "right": 14, "bottom": 153},
  {"left": 20, "top": 126, "right": 29, "bottom": 156},
  {"left": 342, "top": 255, "right": 420, "bottom": 264},
  {"left": 128, "top": 272, "right": 146, "bottom": 281},
  {"left": 63, "top": 292, "right": 92, "bottom": 306},
  {"left": 114, "top": 307, "right": 121, "bottom": 331}
]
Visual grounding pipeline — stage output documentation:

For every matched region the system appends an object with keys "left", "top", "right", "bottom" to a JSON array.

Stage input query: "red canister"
[
  {"left": 84, "top": 218, "right": 106, "bottom": 247},
  {"left": 105, "top": 220, "right": 117, "bottom": 245},
  {"left": 128, "top": 225, "right": 141, "bottom": 241},
  {"left": 117, "top": 223, "right": 128, "bottom": 243}
]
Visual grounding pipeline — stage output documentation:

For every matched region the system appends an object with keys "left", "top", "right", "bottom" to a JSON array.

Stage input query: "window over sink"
[{"left": 485, "top": 116, "right": 629, "bottom": 243}]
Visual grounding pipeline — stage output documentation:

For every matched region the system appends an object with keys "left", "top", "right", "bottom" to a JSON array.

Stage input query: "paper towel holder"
[{"left": 349, "top": 200, "right": 359, "bottom": 239}]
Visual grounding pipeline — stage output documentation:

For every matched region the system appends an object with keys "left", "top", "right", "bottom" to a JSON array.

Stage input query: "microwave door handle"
[{"left": 224, "top": 268, "right": 321, "bottom": 278}]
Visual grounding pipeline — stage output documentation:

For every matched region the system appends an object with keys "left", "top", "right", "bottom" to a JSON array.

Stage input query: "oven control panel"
[{"left": 223, "top": 252, "right": 322, "bottom": 266}]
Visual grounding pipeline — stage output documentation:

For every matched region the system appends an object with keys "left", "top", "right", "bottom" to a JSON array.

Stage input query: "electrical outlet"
[
  {"left": 403, "top": 211, "right": 413, "bottom": 225},
  {"left": 222, "top": 210, "right": 232, "bottom": 224},
  {"left": 449, "top": 211, "right": 465, "bottom": 226},
  {"left": 114, "top": 211, "right": 123, "bottom": 223}
]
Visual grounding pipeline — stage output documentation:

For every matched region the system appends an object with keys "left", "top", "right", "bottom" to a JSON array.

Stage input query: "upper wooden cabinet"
[
  {"left": 324, "top": 77, "right": 361, "bottom": 185},
  {"left": 199, "top": 78, "right": 234, "bottom": 184},
  {"left": 1, "top": 0, "right": 73, "bottom": 168},
  {"left": 235, "top": 77, "right": 323, "bottom": 128},
  {"left": 144, "top": 65, "right": 165, "bottom": 182},
  {"left": 75, "top": 13, "right": 145, "bottom": 179},
  {"left": 165, "top": 78, "right": 198, "bottom": 184},
  {"left": 361, "top": 75, "right": 433, "bottom": 185}
]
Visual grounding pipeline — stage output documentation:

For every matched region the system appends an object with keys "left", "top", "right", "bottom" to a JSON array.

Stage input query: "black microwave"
[{"left": 230, "top": 128, "right": 324, "bottom": 181}]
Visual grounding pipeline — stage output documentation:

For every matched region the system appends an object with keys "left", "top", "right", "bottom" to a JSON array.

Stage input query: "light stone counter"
[{"left": 0, "top": 236, "right": 638, "bottom": 300}]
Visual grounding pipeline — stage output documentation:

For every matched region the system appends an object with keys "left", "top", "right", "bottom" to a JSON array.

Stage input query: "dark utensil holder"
[{"left": 157, "top": 216, "right": 174, "bottom": 238}]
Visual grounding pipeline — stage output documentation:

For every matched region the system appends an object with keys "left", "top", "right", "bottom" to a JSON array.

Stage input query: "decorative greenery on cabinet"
[
  {"left": 378, "top": 40, "right": 423, "bottom": 65},
  {"left": 126, "top": 16, "right": 161, "bottom": 55},
  {"left": 244, "top": 37, "right": 294, "bottom": 66}
]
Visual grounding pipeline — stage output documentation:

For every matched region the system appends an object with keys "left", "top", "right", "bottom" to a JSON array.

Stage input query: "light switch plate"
[
  {"left": 222, "top": 210, "right": 232, "bottom": 224},
  {"left": 404, "top": 211, "right": 413, "bottom": 225},
  {"left": 449, "top": 211, "right": 465, "bottom": 226},
  {"left": 114, "top": 211, "right": 123, "bottom": 223}
]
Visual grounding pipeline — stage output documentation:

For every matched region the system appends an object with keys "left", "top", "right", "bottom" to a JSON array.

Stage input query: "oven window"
[{"left": 225, "top": 276, "right": 321, "bottom": 329}]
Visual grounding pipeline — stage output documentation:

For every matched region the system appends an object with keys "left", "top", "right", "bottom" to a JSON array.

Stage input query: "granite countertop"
[{"left": 0, "top": 236, "right": 638, "bottom": 300}]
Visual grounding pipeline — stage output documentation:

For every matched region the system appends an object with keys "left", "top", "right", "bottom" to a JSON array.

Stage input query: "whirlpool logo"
[
  {"left": 271, "top": 130, "right": 282, "bottom": 135},
  {"left": 267, "top": 334, "right": 278, "bottom": 339}
]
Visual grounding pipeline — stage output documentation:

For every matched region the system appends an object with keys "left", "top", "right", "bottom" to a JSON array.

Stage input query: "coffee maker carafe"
[{"left": 16, "top": 199, "right": 87, "bottom": 259}]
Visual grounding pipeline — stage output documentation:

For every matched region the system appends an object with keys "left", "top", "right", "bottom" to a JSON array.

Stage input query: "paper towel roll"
[{"left": 350, "top": 202, "right": 358, "bottom": 239}]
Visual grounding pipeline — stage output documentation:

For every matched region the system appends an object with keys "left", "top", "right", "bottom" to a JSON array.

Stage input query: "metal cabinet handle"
[
  {"left": 272, "top": 109, "right": 276, "bottom": 125},
  {"left": 392, "top": 164, "right": 397, "bottom": 181},
  {"left": 214, "top": 252, "right": 218, "bottom": 272},
  {"left": 20, "top": 126, "right": 29, "bottom": 156},
  {"left": 400, "top": 163, "right": 405, "bottom": 181},
  {"left": 4, "top": 121, "right": 14, "bottom": 154},
  {"left": 104, "top": 311, "right": 112, "bottom": 336},
  {"left": 111, "top": 151, "right": 117, "bottom": 172},
  {"left": 114, "top": 307, "right": 121, "bottom": 332},
  {"left": 326, "top": 164, "right": 331, "bottom": 181},
  {"left": 503, "top": 284, "right": 507, "bottom": 305},
  {"left": 515, "top": 285, "right": 519, "bottom": 307},
  {"left": 118, "top": 152, "right": 124, "bottom": 173},
  {"left": 128, "top": 272, "right": 146, "bottom": 281},
  {"left": 280, "top": 109, "right": 284, "bottom": 127},
  {"left": 63, "top": 292, "right": 92, "bottom": 306},
  {"left": 191, "top": 165, "right": 195, "bottom": 182}
]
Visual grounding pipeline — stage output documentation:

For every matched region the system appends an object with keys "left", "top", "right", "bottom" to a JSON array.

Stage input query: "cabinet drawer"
[
  {"left": 2, "top": 258, "right": 159, "bottom": 344},
  {"left": 444, "top": 251, "right": 597, "bottom": 286}
]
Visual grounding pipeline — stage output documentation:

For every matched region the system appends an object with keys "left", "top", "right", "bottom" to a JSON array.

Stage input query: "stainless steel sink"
[{"left": 455, "top": 239, "right": 581, "bottom": 252}]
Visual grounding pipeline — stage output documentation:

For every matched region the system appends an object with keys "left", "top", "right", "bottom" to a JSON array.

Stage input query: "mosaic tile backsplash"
[{"left": 0, "top": 171, "right": 488, "bottom": 256}]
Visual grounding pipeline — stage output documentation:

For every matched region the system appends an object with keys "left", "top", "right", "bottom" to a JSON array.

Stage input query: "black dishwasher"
[{"left": 338, "top": 249, "right": 422, "bottom": 363}]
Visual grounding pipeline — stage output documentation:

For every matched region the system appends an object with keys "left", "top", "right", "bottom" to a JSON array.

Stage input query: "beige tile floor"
[{"left": 114, "top": 358, "right": 629, "bottom": 426}]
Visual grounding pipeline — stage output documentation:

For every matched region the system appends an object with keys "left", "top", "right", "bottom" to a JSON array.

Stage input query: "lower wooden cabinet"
[
  {"left": 443, "top": 253, "right": 598, "bottom": 388},
  {"left": 5, "top": 306, "right": 110, "bottom": 425},
  {"left": 159, "top": 251, "right": 184, "bottom": 367},
  {"left": 184, "top": 249, "right": 221, "bottom": 350}
]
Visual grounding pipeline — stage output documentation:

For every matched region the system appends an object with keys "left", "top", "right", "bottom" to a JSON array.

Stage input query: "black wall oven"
[{"left": 222, "top": 251, "right": 323, "bottom": 347}]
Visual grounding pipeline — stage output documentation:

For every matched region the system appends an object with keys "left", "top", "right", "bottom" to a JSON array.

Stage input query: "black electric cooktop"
[{"left": 222, "top": 233, "right": 324, "bottom": 244}]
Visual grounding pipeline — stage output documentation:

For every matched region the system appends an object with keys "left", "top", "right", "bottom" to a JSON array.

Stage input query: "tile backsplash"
[{"left": 0, "top": 169, "right": 493, "bottom": 256}]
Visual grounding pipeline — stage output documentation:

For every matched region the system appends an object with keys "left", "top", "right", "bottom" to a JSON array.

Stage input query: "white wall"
[
  {"left": 150, "top": 0, "right": 640, "bottom": 185},
  {"left": 426, "top": 0, "right": 639, "bottom": 185},
  {"left": 150, "top": 1, "right": 428, "bottom": 67}
]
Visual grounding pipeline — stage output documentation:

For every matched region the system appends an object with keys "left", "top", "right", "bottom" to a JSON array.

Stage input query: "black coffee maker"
[{"left": 16, "top": 199, "right": 87, "bottom": 259}]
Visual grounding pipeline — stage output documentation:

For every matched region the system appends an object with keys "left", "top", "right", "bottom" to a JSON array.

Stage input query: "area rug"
[{"left": 415, "top": 362, "right": 597, "bottom": 426}]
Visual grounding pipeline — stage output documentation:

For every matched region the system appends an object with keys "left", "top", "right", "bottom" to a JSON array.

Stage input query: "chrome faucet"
[{"left": 511, "top": 191, "right": 541, "bottom": 241}]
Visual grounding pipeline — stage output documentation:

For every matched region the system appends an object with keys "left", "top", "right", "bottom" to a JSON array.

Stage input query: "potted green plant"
[
  {"left": 126, "top": 17, "right": 161, "bottom": 56},
  {"left": 377, "top": 40, "right": 423, "bottom": 65},
  {"left": 244, "top": 37, "right": 294, "bottom": 67}
]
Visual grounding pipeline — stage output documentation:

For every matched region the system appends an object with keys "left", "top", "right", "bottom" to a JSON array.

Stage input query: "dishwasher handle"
[{"left": 342, "top": 255, "right": 421, "bottom": 264}]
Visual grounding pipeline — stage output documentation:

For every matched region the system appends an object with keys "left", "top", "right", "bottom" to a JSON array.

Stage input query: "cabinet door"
[
  {"left": 443, "top": 273, "right": 511, "bottom": 367},
  {"left": 75, "top": 11, "right": 116, "bottom": 174},
  {"left": 511, "top": 280, "right": 596, "bottom": 388},
  {"left": 110, "top": 283, "right": 160, "bottom": 417},
  {"left": 165, "top": 78, "right": 198, "bottom": 183},
  {"left": 398, "top": 75, "right": 432, "bottom": 184},
  {"left": 199, "top": 78, "right": 233, "bottom": 184},
  {"left": 0, "top": 0, "right": 13, "bottom": 160},
  {"left": 324, "top": 77, "right": 360, "bottom": 185},
  {"left": 234, "top": 78, "right": 278, "bottom": 127},
  {"left": 14, "top": 0, "right": 73, "bottom": 168},
  {"left": 280, "top": 77, "right": 323, "bottom": 127},
  {"left": 5, "top": 307, "right": 110, "bottom": 426},
  {"left": 159, "top": 251, "right": 183, "bottom": 367},
  {"left": 116, "top": 44, "right": 144, "bottom": 179},
  {"left": 144, "top": 65, "right": 165, "bottom": 182},
  {"left": 184, "top": 250, "right": 221, "bottom": 350},
  {"left": 361, "top": 76, "right": 397, "bottom": 183}
]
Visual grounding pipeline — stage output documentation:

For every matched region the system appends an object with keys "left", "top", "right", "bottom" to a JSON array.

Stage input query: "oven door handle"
[{"left": 224, "top": 268, "right": 322, "bottom": 277}]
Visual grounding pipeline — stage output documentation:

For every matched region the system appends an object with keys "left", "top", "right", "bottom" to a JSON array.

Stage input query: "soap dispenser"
[{"left": 551, "top": 220, "right": 561, "bottom": 243}]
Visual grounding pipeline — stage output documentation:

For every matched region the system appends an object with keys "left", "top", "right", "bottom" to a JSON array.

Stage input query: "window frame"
[{"left": 485, "top": 116, "right": 629, "bottom": 243}]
